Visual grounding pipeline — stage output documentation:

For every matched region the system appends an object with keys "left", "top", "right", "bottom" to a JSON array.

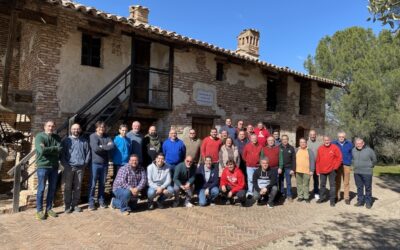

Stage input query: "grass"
[{"left": 373, "top": 165, "right": 400, "bottom": 176}]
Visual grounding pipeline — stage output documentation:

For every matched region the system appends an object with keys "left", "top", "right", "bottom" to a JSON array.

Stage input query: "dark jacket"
[
  {"left": 253, "top": 167, "right": 278, "bottom": 192},
  {"left": 173, "top": 161, "right": 196, "bottom": 187},
  {"left": 89, "top": 133, "right": 114, "bottom": 164},
  {"left": 60, "top": 135, "right": 91, "bottom": 167},
  {"left": 332, "top": 140, "right": 354, "bottom": 166},
  {"left": 195, "top": 164, "right": 219, "bottom": 190},
  {"left": 279, "top": 144, "right": 296, "bottom": 171},
  {"left": 142, "top": 134, "right": 162, "bottom": 167},
  {"left": 352, "top": 146, "right": 377, "bottom": 175},
  {"left": 35, "top": 132, "right": 62, "bottom": 168}
]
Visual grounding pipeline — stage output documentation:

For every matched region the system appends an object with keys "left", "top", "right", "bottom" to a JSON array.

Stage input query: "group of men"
[{"left": 34, "top": 118, "right": 377, "bottom": 219}]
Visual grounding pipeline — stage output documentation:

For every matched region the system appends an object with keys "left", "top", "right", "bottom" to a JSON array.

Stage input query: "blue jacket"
[
  {"left": 162, "top": 138, "right": 186, "bottom": 166},
  {"left": 234, "top": 138, "right": 249, "bottom": 156},
  {"left": 60, "top": 136, "right": 91, "bottom": 167},
  {"left": 219, "top": 125, "right": 237, "bottom": 139},
  {"left": 113, "top": 136, "right": 132, "bottom": 165},
  {"left": 127, "top": 131, "right": 143, "bottom": 163},
  {"left": 195, "top": 164, "right": 219, "bottom": 190},
  {"left": 332, "top": 140, "right": 353, "bottom": 166}
]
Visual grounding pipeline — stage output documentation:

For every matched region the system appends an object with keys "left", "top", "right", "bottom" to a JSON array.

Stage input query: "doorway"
[{"left": 192, "top": 117, "right": 214, "bottom": 140}]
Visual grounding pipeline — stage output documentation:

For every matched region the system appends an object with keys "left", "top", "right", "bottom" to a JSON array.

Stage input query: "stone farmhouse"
[{"left": 0, "top": 0, "right": 344, "bottom": 210}]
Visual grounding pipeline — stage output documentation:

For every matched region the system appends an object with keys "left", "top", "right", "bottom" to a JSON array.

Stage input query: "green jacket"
[
  {"left": 35, "top": 132, "right": 62, "bottom": 168},
  {"left": 173, "top": 162, "right": 196, "bottom": 187}
]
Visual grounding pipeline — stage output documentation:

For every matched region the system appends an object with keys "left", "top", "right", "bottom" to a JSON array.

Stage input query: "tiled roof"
[{"left": 45, "top": 0, "right": 345, "bottom": 87}]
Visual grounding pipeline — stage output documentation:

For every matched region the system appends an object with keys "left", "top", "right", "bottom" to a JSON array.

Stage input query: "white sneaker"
[
  {"left": 314, "top": 194, "right": 320, "bottom": 201},
  {"left": 210, "top": 203, "right": 216, "bottom": 207},
  {"left": 110, "top": 198, "right": 116, "bottom": 209},
  {"left": 184, "top": 201, "right": 194, "bottom": 208}
]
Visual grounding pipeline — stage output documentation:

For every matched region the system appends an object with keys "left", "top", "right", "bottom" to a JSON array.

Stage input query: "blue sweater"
[
  {"left": 332, "top": 140, "right": 353, "bottom": 166},
  {"left": 162, "top": 138, "right": 186, "bottom": 166},
  {"left": 113, "top": 136, "right": 132, "bottom": 165},
  {"left": 60, "top": 136, "right": 91, "bottom": 167}
]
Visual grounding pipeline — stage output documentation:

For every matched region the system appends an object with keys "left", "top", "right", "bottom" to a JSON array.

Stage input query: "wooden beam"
[
  {"left": 18, "top": 8, "right": 57, "bottom": 25},
  {"left": 1, "top": 0, "right": 18, "bottom": 105},
  {"left": 12, "top": 162, "right": 21, "bottom": 213},
  {"left": 77, "top": 27, "right": 109, "bottom": 37},
  {"left": 168, "top": 45, "right": 174, "bottom": 110}
]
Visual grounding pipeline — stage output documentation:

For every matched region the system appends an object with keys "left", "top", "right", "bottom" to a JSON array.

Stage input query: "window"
[
  {"left": 266, "top": 78, "right": 278, "bottom": 111},
  {"left": 81, "top": 33, "right": 101, "bottom": 67},
  {"left": 299, "top": 81, "right": 312, "bottom": 115},
  {"left": 216, "top": 63, "right": 224, "bottom": 81}
]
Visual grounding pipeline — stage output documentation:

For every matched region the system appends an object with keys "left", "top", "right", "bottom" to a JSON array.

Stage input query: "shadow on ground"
[
  {"left": 375, "top": 173, "right": 400, "bottom": 193},
  {"left": 289, "top": 212, "right": 400, "bottom": 249}
]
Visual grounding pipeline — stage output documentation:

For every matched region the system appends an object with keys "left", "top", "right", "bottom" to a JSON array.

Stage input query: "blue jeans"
[
  {"left": 279, "top": 168, "right": 293, "bottom": 198},
  {"left": 246, "top": 167, "right": 257, "bottom": 195},
  {"left": 112, "top": 188, "right": 138, "bottom": 212},
  {"left": 198, "top": 186, "right": 219, "bottom": 206},
  {"left": 36, "top": 167, "right": 58, "bottom": 212},
  {"left": 88, "top": 163, "right": 108, "bottom": 207},
  {"left": 354, "top": 174, "right": 372, "bottom": 205},
  {"left": 147, "top": 186, "right": 174, "bottom": 203},
  {"left": 313, "top": 172, "right": 320, "bottom": 195}
]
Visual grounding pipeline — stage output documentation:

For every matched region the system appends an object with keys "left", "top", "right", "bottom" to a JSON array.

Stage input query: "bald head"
[
  {"left": 323, "top": 136, "right": 331, "bottom": 146},
  {"left": 70, "top": 123, "right": 81, "bottom": 137}
]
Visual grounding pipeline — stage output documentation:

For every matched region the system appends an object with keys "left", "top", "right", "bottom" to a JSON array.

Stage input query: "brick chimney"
[
  {"left": 129, "top": 5, "right": 149, "bottom": 24},
  {"left": 236, "top": 29, "right": 260, "bottom": 59}
]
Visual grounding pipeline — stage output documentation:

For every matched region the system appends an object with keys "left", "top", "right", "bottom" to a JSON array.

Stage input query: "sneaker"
[
  {"left": 305, "top": 199, "right": 311, "bottom": 203},
  {"left": 122, "top": 211, "right": 130, "bottom": 215},
  {"left": 157, "top": 201, "right": 165, "bottom": 209},
  {"left": 148, "top": 202, "right": 154, "bottom": 210},
  {"left": 35, "top": 211, "right": 46, "bottom": 220},
  {"left": 246, "top": 193, "right": 253, "bottom": 199},
  {"left": 210, "top": 203, "right": 216, "bottom": 207},
  {"left": 354, "top": 202, "right": 364, "bottom": 207},
  {"left": 314, "top": 194, "right": 320, "bottom": 201},
  {"left": 99, "top": 203, "right": 108, "bottom": 209},
  {"left": 330, "top": 202, "right": 336, "bottom": 207},
  {"left": 172, "top": 200, "right": 180, "bottom": 208},
  {"left": 184, "top": 201, "right": 194, "bottom": 208},
  {"left": 267, "top": 203, "right": 274, "bottom": 209},
  {"left": 88, "top": 205, "right": 96, "bottom": 211},
  {"left": 366, "top": 203, "right": 372, "bottom": 209},
  {"left": 110, "top": 198, "right": 116, "bottom": 209},
  {"left": 46, "top": 209, "right": 58, "bottom": 218},
  {"left": 73, "top": 206, "right": 82, "bottom": 213},
  {"left": 345, "top": 199, "right": 350, "bottom": 205},
  {"left": 65, "top": 207, "right": 73, "bottom": 214},
  {"left": 297, "top": 198, "right": 304, "bottom": 202}
]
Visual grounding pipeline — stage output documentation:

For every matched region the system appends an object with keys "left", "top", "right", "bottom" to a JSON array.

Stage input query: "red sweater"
[
  {"left": 243, "top": 143, "right": 262, "bottom": 167},
  {"left": 261, "top": 146, "right": 280, "bottom": 168},
  {"left": 220, "top": 167, "right": 245, "bottom": 194},
  {"left": 316, "top": 144, "right": 342, "bottom": 174},
  {"left": 253, "top": 128, "right": 270, "bottom": 146},
  {"left": 201, "top": 136, "right": 222, "bottom": 163}
]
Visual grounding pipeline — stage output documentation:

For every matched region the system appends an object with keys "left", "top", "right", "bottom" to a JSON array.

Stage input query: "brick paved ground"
[{"left": 0, "top": 175, "right": 399, "bottom": 250}]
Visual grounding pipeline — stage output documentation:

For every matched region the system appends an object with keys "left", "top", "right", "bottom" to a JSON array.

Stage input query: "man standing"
[
  {"left": 254, "top": 122, "right": 270, "bottom": 147},
  {"left": 162, "top": 129, "right": 186, "bottom": 172},
  {"left": 61, "top": 123, "right": 90, "bottom": 213},
  {"left": 332, "top": 132, "right": 354, "bottom": 204},
  {"left": 273, "top": 130, "right": 281, "bottom": 146},
  {"left": 111, "top": 154, "right": 147, "bottom": 215},
  {"left": 243, "top": 134, "right": 262, "bottom": 198},
  {"left": 235, "top": 120, "right": 245, "bottom": 137},
  {"left": 89, "top": 121, "right": 114, "bottom": 210},
  {"left": 35, "top": 120, "right": 62, "bottom": 220},
  {"left": 352, "top": 138, "right": 377, "bottom": 209},
  {"left": 147, "top": 153, "right": 174, "bottom": 209},
  {"left": 316, "top": 136, "right": 342, "bottom": 207},
  {"left": 295, "top": 138, "right": 315, "bottom": 203},
  {"left": 219, "top": 118, "right": 236, "bottom": 139},
  {"left": 253, "top": 158, "right": 278, "bottom": 208},
  {"left": 112, "top": 124, "right": 131, "bottom": 179},
  {"left": 183, "top": 129, "right": 202, "bottom": 166},
  {"left": 307, "top": 130, "right": 322, "bottom": 200},
  {"left": 142, "top": 125, "right": 162, "bottom": 168},
  {"left": 127, "top": 121, "right": 143, "bottom": 164},
  {"left": 173, "top": 156, "right": 196, "bottom": 207},
  {"left": 234, "top": 130, "right": 249, "bottom": 174},
  {"left": 260, "top": 136, "right": 280, "bottom": 196},
  {"left": 195, "top": 156, "right": 219, "bottom": 206},
  {"left": 278, "top": 135, "right": 296, "bottom": 202},
  {"left": 201, "top": 128, "right": 222, "bottom": 169},
  {"left": 220, "top": 160, "right": 246, "bottom": 206},
  {"left": 246, "top": 124, "right": 255, "bottom": 139}
]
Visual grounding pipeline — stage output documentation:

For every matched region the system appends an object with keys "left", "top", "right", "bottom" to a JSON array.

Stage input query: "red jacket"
[
  {"left": 253, "top": 127, "right": 270, "bottom": 146},
  {"left": 243, "top": 143, "right": 262, "bottom": 167},
  {"left": 220, "top": 167, "right": 245, "bottom": 194},
  {"left": 316, "top": 144, "right": 342, "bottom": 174},
  {"left": 201, "top": 136, "right": 222, "bottom": 163},
  {"left": 261, "top": 146, "right": 280, "bottom": 168}
]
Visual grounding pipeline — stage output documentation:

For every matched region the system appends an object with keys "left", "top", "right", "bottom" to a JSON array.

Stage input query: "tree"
[
  {"left": 305, "top": 27, "right": 400, "bottom": 163},
  {"left": 368, "top": 0, "right": 400, "bottom": 31}
]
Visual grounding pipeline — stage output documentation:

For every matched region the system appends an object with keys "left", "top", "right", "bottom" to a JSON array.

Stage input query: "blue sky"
[{"left": 77, "top": 0, "right": 386, "bottom": 73}]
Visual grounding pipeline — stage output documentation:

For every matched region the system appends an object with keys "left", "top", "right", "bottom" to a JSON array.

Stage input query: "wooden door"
[
  {"left": 192, "top": 117, "right": 214, "bottom": 140},
  {"left": 132, "top": 39, "right": 150, "bottom": 104}
]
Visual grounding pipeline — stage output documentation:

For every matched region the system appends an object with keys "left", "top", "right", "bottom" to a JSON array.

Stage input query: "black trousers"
[{"left": 319, "top": 170, "right": 336, "bottom": 203}]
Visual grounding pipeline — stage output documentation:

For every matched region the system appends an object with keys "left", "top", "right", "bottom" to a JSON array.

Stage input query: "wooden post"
[
  {"left": 168, "top": 46, "right": 174, "bottom": 110},
  {"left": 12, "top": 162, "right": 21, "bottom": 213}
]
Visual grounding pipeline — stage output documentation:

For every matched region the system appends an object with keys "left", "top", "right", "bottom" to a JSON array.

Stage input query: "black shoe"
[
  {"left": 257, "top": 199, "right": 264, "bottom": 206},
  {"left": 345, "top": 199, "right": 350, "bottom": 205},
  {"left": 316, "top": 199, "right": 325, "bottom": 204},
  {"left": 240, "top": 201, "right": 247, "bottom": 207},
  {"left": 330, "top": 202, "right": 335, "bottom": 207},
  {"left": 366, "top": 203, "right": 372, "bottom": 209},
  {"left": 65, "top": 207, "right": 73, "bottom": 214},
  {"left": 305, "top": 199, "right": 311, "bottom": 203},
  {"left": 229, "top": 198, "right": 236, "bottom": 205},
  {"left": 354, "top": 202, "right": 364, "bottom": 207},
  {"left": 73, "top": 206, "right": 82, "bottom": 213},
  {"left": 297, "top": 198, "right": 304, "bottom": 202}
]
